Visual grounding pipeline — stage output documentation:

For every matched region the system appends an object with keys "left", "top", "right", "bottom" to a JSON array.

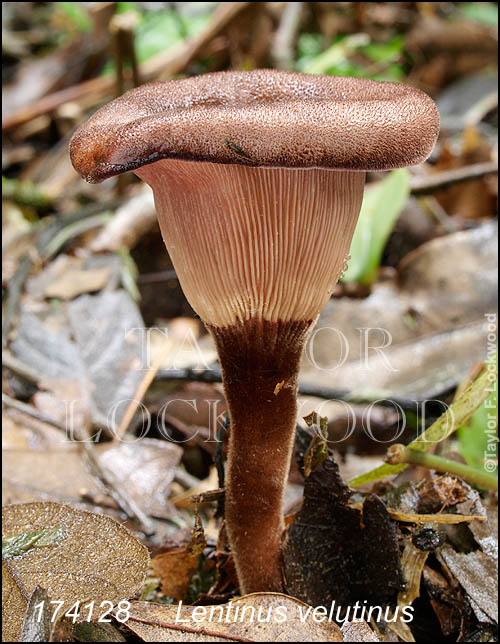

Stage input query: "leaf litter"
[{"left": 2, "top": 3, "right": 498, "bottom": 642}]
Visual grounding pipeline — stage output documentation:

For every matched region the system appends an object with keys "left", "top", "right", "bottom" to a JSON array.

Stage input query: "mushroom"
[{"left": 70, "top": 70, "right": 439, "bottom": 593}]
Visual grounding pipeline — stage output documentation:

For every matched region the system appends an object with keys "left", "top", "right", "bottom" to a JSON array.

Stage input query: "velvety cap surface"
[{"left": 70, "top": 69, "right": 440, "bottom": 182}]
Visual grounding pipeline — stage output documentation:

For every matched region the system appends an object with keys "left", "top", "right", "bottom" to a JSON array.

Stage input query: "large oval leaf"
[{"left": 2, "top": 502, "right": 149, "bottom": 625}]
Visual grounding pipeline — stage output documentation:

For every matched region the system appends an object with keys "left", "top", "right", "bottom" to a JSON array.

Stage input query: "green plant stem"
[{"left": 387, "top": 444, "right": 498, "bottom": 491}]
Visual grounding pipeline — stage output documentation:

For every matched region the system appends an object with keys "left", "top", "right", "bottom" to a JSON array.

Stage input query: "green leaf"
[
  {"left": 57, "top": 2, "right": 92, "bottom": 32},
  {"left": 2, "top": 525, "right": 64, "bottom": 559},
  {"left": 349, "top": 366, "right": 498, "bottom": 487},
  {"left": 297, "top": 33, "right": 403, "bottom": 81},
  {"left": 2, "top": 176, "right": 51, "bottom": 210},
  {"left": 301, "top": 34, "right": 370, "bottom": 75},
  {"left": 458, "top": 3, "right": 498, "bottom": 27},
  {"left": 101, "top": 5, "right": 212, "bottom": 76},
  {"left": 342, "top": 169, "right": 410, "bottom": 284},
  {"left": 458, "top": 352, "right": 498, "bottom": 472},
  {"left": 359, "top": 36, "right": 404, "bottom": 63}
]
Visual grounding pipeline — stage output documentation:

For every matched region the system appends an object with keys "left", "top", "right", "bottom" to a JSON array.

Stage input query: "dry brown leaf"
[
  {"left": 2, "top": 502, "right": 149, "bottom": 622},
  {"left": 19, "top": 585, "right": 52, "bottom": 642},
  {"left": 2, "top": 563, "right": 27, "bottom": 642},
  {"left": 341, "top": 620, "right": 379, "bottom": 641},
  {"left": 2, "top": 449, "right": 112, "bottom": 507},
  {"left": 124, "top": 593, "right": 343, "bottom": 642},
  {"left": 26, "top": 254, "right": 111, "bottom": 301},
  {"left": 439, "top": 544, "right": 498, "bottom": 623},
  {"left": 2, "top": 409, "right": 73, "bottom": 451},
  {"left": 2, "top": 414, "right": 34, "bottom": 450},
  {"left": 97, "top": 439, "right": 182, "bottom": 519},
  {"left": 151, "top": 514, "right": 207, "bottom": 600},
  {"left": 44, "top": 266, "right": 111, "bottom": 299}
]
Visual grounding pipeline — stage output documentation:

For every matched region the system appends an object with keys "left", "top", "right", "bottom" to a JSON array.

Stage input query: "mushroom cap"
[{"left": 70, "top": 69, "right": 439, "bottom": 183}]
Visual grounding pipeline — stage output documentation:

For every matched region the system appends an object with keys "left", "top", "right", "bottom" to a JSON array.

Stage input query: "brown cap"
[{"left": 70, "top": 70, "right": 439, "bottom": 183}]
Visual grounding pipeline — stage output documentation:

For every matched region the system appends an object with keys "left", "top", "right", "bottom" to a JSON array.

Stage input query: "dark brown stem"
[{"left": 209, "top": 318, "right": 311, "bottom": 593}]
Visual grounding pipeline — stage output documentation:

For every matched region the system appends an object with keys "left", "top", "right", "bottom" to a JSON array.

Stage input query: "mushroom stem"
[{"left": 210, "top": 318, "right": 311, "bottom": 592}]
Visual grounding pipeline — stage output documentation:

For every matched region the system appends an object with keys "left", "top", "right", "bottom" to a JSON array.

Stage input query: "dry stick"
[
  {"left": 463, "top": 90, "right": 498, "bottom": 128},
  {"left": 387, "top": 443, "right": 498, "bottom": 491},
  {"left": 112, "top": 338, "right": 174, "bottom": 444},
  {"left": 2, "top": 1, "right": 250, "bottom": 131},
  {"left": 110, "top": 12, "right": 141, "bottom": 197},
  {"left": 2, "top": 392, "right": 68, "bottom": 431},
  {"left": 154, "top": 366, "right": 452, "bottom": 415},
  {"left": 410, "top": 161, "right": 498, "bottom": 195},
  {"left": 110, "top": 11, "right": 141, "bottom": 97},
  {"left": 2, "top": 350, "right": 40, "bottom": 385},
  {"left": 271, "top": 1, "right": 304, "bottom": 70}
]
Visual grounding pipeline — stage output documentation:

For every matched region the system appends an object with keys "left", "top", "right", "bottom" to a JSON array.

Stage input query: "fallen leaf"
[
  {"left": 2, "top": 449, "right": 113, "bottom": 507},
  {"left": 302, "top": 221, "right": 497, "bottom": 399},
  {"left": 417, "top": 476, "right": 470, "bottom": 513},
  {"left": 422, "top": 566, "right": 462, "bottom": 637},
  {"left": 455, "top": 484, "right": 498, "bottom": 562},
  {"left": 11, "top": 290, "right": 148, "bottom": 427},
  {"left": 152, "top": 514, "right": 207, "bottom": 600},
  {"left": 123, "top": 593, "right": 343, "bottom": 641},
  {"left": 2, "top": 502, "right": 149, "bottom": 622},
  {"left": 45, "top": 267, "right": 111, "bottom": 300},
  {"left": 73, "top": 621, "right": 126, "bottom": 642},
  {"left": 26, "top": 254, "right": 115, "bottom": 301},
  {"left": 283, "top": 456, "right": 403, "bottom": 607},
  {"left": 2, "top": 563, "right": 27, "bottom": 642},
  {"left": 97, "top": 438, "right": 182, "bottom": 519},
  {"left": 439, "top": 544, "right": 498, "bottom": 623},
  {"left": 172, "top": 467, "right": 219, "bottom": 509},
  {"left": 302, "top": 412, "right": 329, "bottom": 478},
  {"left": 19, "top": 586, "right": 52, "bottom": 643},
  {"left": 341, "top": 620, "right": 379, "bottom": 642}
]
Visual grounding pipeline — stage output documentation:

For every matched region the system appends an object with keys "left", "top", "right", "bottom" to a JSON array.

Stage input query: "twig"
[
  {"left": 386, "top": 444, "right": 498, "bottom": 491},
  {"left": 88, "top": 186, "right": 156, "bottom": 253},
  {"left": 112, "top": 336, "right": 174, "bottom": 443},
  {"left": 464, "top": 90, "right": 498, "bottom": 128},
  {"left": 2, "top": 350, "right": 40, "bottom": 385},
  {"left": 110, "top": 11, "right": 141, "bottom": 97},
  {"left": 410, "top": 162, "right": 498, "bottom": 195},
  {"left": 2, "top": 255, "right": 34, "bottom": 346},
  {"left": 271, "top": 2, "right": 303, "bottom": 70},
  {"left": 2, "top": 393, "right": 67, "bottom": 431},
  {"left": 154, "top": 367, "right": 451, "bottom": 415},
  {"left": 349, "top": 501, "right": 485, "bottom": 524},
  {"left": 137, "top": 269, "right": 178, "bottom": 284}
]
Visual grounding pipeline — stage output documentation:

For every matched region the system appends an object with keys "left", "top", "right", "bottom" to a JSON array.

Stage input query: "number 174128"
[{"left": 33, "top": 600, "right": 131, "bottom": 623}]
